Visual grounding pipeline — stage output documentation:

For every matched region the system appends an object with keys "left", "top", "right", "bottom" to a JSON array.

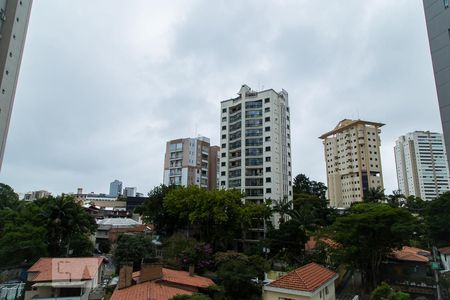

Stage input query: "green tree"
[
  {"left": 267, "top": 219, "right": 308, "bottom": 264},
  {"left": 215, "top": 252, "right": 263, "bottom": 300},
  {"left": 387, "top": 190, "right": 405, "bottom": 208},
  {"left": 293, "top": 193, "right": 335, "bottom": 230},
  {"left": 425, "top": 191, "right": 450, "bottom": 246},
  {"left": 0, "top": 223, "right": 47, "bottom": 266},
  {"left": 331, "top": 203, "right": 417, "bottom": 291},
  {"left": 164, "top": 186, "right": 245, "bottom": 249},
  {"left": 370, "top": 282, "right": 411, "bottom": 300},
  {"left": 137, "top": 184, "right": 181, "bottom": 236},
  {"left": 0, "top": 183, "right": 20, "bottom": 210},
  {"left": 404, "top": 196, "right": 426, "bottom": 214},
  {"left": 114, "top": 234, "right": 156, "bottom": 270},
  {"left": 292, "top": 174, "right": 327, "bottom": 200},
  {"left": 272, "top": 197, "right": 292, "bottom": 224},
  {"left": 98, "top": 239, "right": 111, "bottom": 254},
  {"left": 36, "top": 195, "right": 96, "bottom": 256},
  {"left": 364, "top": 187, "right": 386, "bottom": 203}
]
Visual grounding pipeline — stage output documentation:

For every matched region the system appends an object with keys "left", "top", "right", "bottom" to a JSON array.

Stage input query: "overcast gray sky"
[{"left": 0, "top": 0, "right": 442, "bottom": 196}]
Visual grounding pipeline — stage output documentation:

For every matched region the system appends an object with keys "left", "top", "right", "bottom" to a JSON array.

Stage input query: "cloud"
[{"left": 0, "top": 0, "right": 442, "bottom": 196}]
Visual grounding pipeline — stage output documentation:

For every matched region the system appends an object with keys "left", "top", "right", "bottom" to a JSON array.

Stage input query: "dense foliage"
[
  {"left": 331, "top": 203, "right": 417, "bottom": 291},
  {"left": 0, "top": 184, "right": 96, "bottom": 267}
]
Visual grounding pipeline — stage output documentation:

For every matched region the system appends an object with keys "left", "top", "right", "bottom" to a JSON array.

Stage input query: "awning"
[{"left": 32, "top": 281, "right": 87, "bottom": 288}]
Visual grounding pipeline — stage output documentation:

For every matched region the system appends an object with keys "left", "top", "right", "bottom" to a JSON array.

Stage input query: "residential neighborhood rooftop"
[
  {"left": 391, "top": 246, "right": 430, "bottom": 263},
  {"left": 27, "top": 257, "right": 104, "bottom": 282},
  {"left": 267, "top": 263, "right": 337, "bottom": 292}
]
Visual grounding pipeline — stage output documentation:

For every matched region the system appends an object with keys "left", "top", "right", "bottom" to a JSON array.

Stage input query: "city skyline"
[{"left": 0, "top": 1, "right": 443, "bottom": 195}]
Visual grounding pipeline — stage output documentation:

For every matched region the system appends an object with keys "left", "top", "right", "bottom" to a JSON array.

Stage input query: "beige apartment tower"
[
  {"left": 163, "top": 136, "right": 219, "bottom": 190},
  {"left": 320, "top": 119, "right": 384, "bottom": 208},
  {"left": 0, "top": 0, "right": 33, "bottom": 170}
]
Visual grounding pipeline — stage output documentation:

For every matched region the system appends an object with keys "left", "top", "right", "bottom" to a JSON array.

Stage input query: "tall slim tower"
[
  {"left": 320, "top": 119, "right": 384, "bottom": 208},
  {"left": 0, "top": 0, "right": 33, "bottom": 170},
  {"left": 219, "top": 85, "right": 293, "bottom": 225},
  {"left": 394, "top": 131, "right": 450, "bottom": 201},
  {"left": 109, "top": 179, "right": 123, "bottom": 196},
  {"left": 423, "top": 0, "right": 450, "bottom": 170}
]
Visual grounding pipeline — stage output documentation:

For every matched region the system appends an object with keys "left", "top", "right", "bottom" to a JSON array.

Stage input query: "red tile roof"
[
  {"left": 132, "top": 268, "right": 214, "bottom": 289},
  {"left": 28, "top": 257, "right": 103, "bottom": 282},
  {"left": 439, "top": 246, "right": 450, "bottom": 255},
  {"left": 110, "top": 280, "right": 193, "bottom": 300},
  {"left": 391, "top": 246, "right": 430, "bottom": 263},
  {"left": 304, "top": 237, "right": 341, "bottom": 251},
  {"left": 268, "top": 263, "right": 337, "bottom": 292}
]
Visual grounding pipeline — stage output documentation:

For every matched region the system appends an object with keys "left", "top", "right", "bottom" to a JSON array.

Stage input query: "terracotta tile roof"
[
  {"left": 391, "top": 246, "right": 430, "bottom": 263},
  {"left": 439, "top": 246, "right": 450, "bottom": 255},
  {"left": 268, "top": 263, "right": 337, "bottom": 292},
  {"left": 110, "top": 280, "right": 193, "bottom": 300},
  {"left": 304, "top": 237, "right": 341, "bottom": 251},
  {"left": 28, "top": 257, "right": 103, "bottom": 282},
  {"left": 132, "top": 268, "right": 215, "bottom": 289}
]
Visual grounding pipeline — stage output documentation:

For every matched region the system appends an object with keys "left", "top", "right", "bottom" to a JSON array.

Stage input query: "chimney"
[
  {"left": 140, "top": 262, "right": 163, "bottom": 283},
  {"left": 189, "top": 265, "right": 195, "bottom": 277},
  {"left": 118, "top": 264, "right": 133, "bottom": 289}
]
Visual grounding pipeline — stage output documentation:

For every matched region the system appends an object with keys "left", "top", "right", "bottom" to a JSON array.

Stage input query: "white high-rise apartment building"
[
  {"left": 163, "top": 136, "right": 219, "bottom": 190},
  {"left": 0, "top": 0, "right": 32, "bottom": 170},
  {"left": 123, "top": 187, "right": 137, "bottom": 197},
  {"left": 320, "top": 119, "right": 384, "bottom": 208},
  {"left": 219, "top": 85, "right": 293, "bottom": 219},
  {"left": 394, "top": 131, "right": 450, "bottom": 201}
]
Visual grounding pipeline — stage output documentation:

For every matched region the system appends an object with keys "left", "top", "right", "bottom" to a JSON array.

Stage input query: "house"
[
  {"left": 381, "top": 246, "right": 434, "bottom": 298},
  {"left": 110, "top": 263, "right": 215, "bottom": 300},
  {"left": 262, "top": 263, "right": 338, "bottom": 300},
  {"left": 95, "top": 218, "right": 152, "bottom": 249},
  {"left": 24, "top": 257, "right": 104, "bottom": 300}
]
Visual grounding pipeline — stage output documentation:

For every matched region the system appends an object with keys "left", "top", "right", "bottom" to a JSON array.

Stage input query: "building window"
[
  {"left": 222, "top": 134, "right": 226, "bottom": 139},
  {"left": 265, "top": 126, "right": 270, "bottom": 132},
  {"left": 266, "top": 177, "right": 271, "bottom": 183},
  {"left": 265, "top": 117, "right": 270, "bottom": 122},
  {"left": 222, "top": 108, "right": 227, "bottom": 113},
  {"left": 264, "top": 98, "right": 270, "bottom": 103},
  {"left": 266, "top": 188, "right": 271, "bottom": 193},
  {"left": 222, "top": 125, "right": 226, "bottom": 130},
  {"left": 221, "top": 181, "right": 226, "bottom": 186},
  {"left": 221, "top": 153, "right": 226, "bottom": 157},
  {"left": 265, "top": 146, "right": 271, "bottom": 152},
  {"left": 221, "top": 171, "right": 226, "bottom": 176},
  {"left": 445, "top": 0, "right": 449, "bottom": 8},
  {"left": 265, "top": 157, "right": 271, "bottom": 162},
  {"left": 265, "top": 107, "right": 270, "bottom": 113},
  {"left": 266, "top": 167, "right": 271, "bottom": 172},
  {"left": 222, "top": 143, "right": 226, "bottom": 148},
  {"left": 221, "top": 162, "right": 226, "bottom": 167},
  {"left": 222, "top": 117, "right": 227, "bottom": 122},
  {"left": 265, "top": 136, "right": 271, "bottom": 142}
]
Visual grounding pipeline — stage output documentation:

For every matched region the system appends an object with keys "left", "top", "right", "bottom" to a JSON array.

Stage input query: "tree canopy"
[
  {"left": 330, "top": 203, "right": 417, "bottom": 291},
  {"left": 425, "top": 191, "right": 450, "bottom": 246}
]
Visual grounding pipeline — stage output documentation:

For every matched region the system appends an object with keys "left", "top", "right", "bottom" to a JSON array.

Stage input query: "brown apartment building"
[
  {"left": 320, "top": 119, "right": 384, "bottom": 208},
  {"left": 163, "top": 136, "right": 219, "bottom": 190}
]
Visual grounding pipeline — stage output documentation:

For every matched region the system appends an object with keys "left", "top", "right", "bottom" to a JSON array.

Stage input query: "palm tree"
[
  {"left": 364, "top": 187, "right": 386, "bottom": 203},
  {"left": 387, "top": 189, "right": 405, "bottom": 207},
  {"left": 272, "top": 197, "right": 292, "bottom": 224}
]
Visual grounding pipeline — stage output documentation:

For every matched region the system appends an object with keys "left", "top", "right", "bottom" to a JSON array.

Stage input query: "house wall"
[{"left": 262, "top": 282, "right": 335, "bottom": 300}]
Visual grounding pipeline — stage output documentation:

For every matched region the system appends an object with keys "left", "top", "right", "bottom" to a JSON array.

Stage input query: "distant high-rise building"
[
  {"left": 123, "top": 187, "right": 137, "bottom": 197},
  {"left": 219, "top": 85, "right": 293, "bottom": 221},
  {"left": 109, "top": 179, "right": 122, "bottom": 196},
  {"left": 23, "top": 190, "right": 50, "bottom": 201},
  {"left": 320, "top": 119, "right": 384, "bottom": 208},
  {"left": 163, "top": 136, "right": 219, "bottom": 190},
  {"left": 423, "top": 0, "right": 450, "bottom": 170},
  {"left": 395, "top": 131, "right": 450, "bottom": 201},
  {"left": 0, "top": 0, "right": 33, "bottom": 170}
]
